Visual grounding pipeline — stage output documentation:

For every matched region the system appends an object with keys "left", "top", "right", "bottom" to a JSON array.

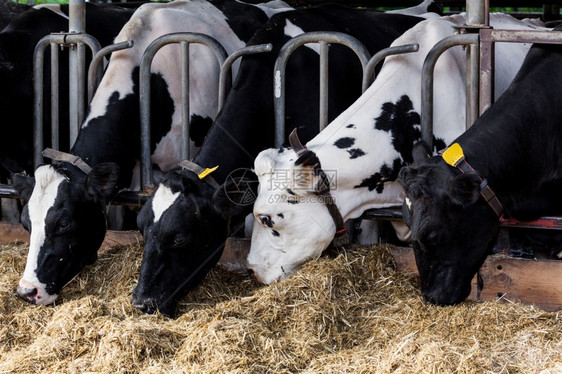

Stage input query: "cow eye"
[
  {"left": 172, "top": 235, "right": 187, "bottom": 248},
  {"left": 56, "top": 219, "right": 71, "bottom": 234},
  {"left": 258, "top": 215, "right": 273, "bottom": 228},
  {"left": 424, "top": 231, "right": 441, "bottom": 246}
]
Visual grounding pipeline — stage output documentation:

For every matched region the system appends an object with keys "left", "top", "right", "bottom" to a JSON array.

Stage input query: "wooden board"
[
  {"left": 475, "top": 254, "right": 562, "bottom": 311},
  {"left": 388, "top": 245, "right": 562, "bottom": 312}
]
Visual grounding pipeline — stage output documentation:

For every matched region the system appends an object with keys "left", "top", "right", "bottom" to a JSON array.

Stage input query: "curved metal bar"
[
  {"left": 421, "top": 33, "right": 479, "bottom": 151},
  {"left": 88, "top": 40, "right": 134, "bottom": 103},
  {"left": 362, "top": 43, "right": 419, "bottom": 90},
  {"left": 34, "top": 35, "right": 56, "bottom": 169},
  {"left": 33, "top": 33, "right": 102, "bottom": 168},
  {"left": 273, "top": 31, "right": 371, "bottom": 148},
  {"left": 139, "top": 32, "right": 228, "bottom": 192},
  {"left": 218, "top": 43, "right": 272, "bottom": 110}
]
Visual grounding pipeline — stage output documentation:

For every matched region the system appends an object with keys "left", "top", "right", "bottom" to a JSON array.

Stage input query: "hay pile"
[{"left": 1, "top": 241, "right": 561, "bottom": 373}]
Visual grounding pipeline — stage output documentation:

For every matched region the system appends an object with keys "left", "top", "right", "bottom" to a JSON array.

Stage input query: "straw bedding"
[{"left": 0, "top": 241, "right": 561, "bottom": 373}]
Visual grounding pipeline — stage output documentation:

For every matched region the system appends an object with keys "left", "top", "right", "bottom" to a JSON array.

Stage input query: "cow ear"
[
  {"left": 290, "top": 150, "right": 323, "bottom": 193},
  {"left": 412, "top": 141, "right": 431, "bottom": 166},
  {"left": 85, "top": 163, "right": 120, "bottom": 204},
  {"left": 449, "top": 173, "right": 481, "bottom": 206},
  {"left": 11, "top": 172, "right": 35, "bottom": 203},
  {"left": 397, "top": 166, "right": 417, "bottom": 189},
  {"left": 212, "top": 172, "right": 258, "bottom": 219}
]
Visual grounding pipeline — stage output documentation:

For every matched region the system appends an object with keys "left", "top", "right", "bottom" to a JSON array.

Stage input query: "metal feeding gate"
[
  {"left": 138, "top": 33, "right": 273, "bottom": 194},
  {"left": 273, "top": 31, "right": 419, "bottom": 148}
]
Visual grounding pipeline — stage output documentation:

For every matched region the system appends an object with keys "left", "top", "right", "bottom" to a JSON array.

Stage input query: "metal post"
[
  {"left": 318, "top": 41, "right": 329, "bottom": 131},
  {"left": 68, "top": 0, "right": 86, "bottom": 149},
  {"left": 181, "top": 42, "right": 190, "bottom": 160},
  {"left": 273, "top": 32, "right": 371, "bottom": 148},
  {"left": 464, "top": 0, "right": 489, "bottom": 128},
  {"left": 50, "top": 43, "right": 59, "bottom": 152}
]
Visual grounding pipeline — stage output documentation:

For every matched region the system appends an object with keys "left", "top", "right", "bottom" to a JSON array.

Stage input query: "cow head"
[
  {"left": 397, "top": 145, "right": 500, "bottom": 305},
  {"left": 133, "top": 166, "right": 252, "bottom": 316},
  {"left": 248, "top": 147, "right": 343, "bottom": 284},
  {"left": 12, "top": 162, "right": 119, "bottom": 305}
]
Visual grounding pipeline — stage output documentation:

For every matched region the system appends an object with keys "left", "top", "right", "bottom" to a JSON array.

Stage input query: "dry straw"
[{"left": 0, "top": 241, "right": 561, "bottom": 373}]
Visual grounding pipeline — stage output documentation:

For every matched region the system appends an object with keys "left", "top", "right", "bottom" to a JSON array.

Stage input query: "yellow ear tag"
[
  {"left": 442, "top": 143, "right": 465, "bottom": 167},
  {"left": 198, "top": 165, "right": 219, "bottom": 180}
]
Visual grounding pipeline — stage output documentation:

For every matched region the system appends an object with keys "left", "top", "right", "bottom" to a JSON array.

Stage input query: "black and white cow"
[
  {"left": 0, "top": 2, "right": 137, "bottom": 178},
  {"left": 133, "top": 3, "right": 439, "bottom": 316},
  {"left": 247, "top": 13, "right": 548, "bottom": 285},
  {"left": 12, "top": 0, "right": 290, "bottom": 307},
  {"left": 398, "top": 27, "right": 562, "bottom": 306}
]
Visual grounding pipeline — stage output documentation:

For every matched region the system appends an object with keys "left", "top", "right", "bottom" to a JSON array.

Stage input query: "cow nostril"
[
  {"left": 247, "top": 268, "right": 255, "bottom": 278},
  {"left": 132, "top": 300, "right": 149, "bottom": 313},
  {"left": 131, "top": 295, "right": 157, "bottom": 314},
  {"left": 16, "top": 286, "right": 38, "bottom": 303}
]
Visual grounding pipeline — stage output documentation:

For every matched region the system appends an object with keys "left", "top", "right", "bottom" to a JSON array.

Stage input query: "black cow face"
[
  {"left": 398, "top": 156, "right": 500, "bottom": 306},
  {"left": 12, "top": 163, "right": 119, "bottom": 305},
  {"left": 133, "top": 171, "right": 230, "bottom": 317}
]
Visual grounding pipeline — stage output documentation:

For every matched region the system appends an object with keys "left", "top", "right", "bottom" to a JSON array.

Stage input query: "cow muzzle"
[{"left": 16, "top": 279, "right": 58, "bottom": 305}]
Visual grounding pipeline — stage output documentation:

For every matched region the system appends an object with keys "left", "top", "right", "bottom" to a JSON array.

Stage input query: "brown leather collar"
[
  {"left": 178, "top": 160, "right": 220, "bottom": 190},
  {"left": 42, "top": 148, "right": 92, "bottom": 174},
  {"left": 289, "top": 129, "right": 348, "bottom": 246}
]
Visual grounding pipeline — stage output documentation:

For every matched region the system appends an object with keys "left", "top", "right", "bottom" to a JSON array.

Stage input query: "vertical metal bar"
[
  {"left": 318, "top": 41, "right": 329, "bottom": 132},
  {"left": 68, "top": 0, "right": 85, "bottom": 149},
  {"left": 181, "top": 42, "right": 190, "bottom": 160},
  {"left": 69, "top": 0, "right": 85, "bottom": 33},
  {"left": 69, "top": 42, "right": 79, "bottom": 148},
  {"left": 274, "top": 60, "right": 286, "bottom": 149},
  {"left": 466, "top": 44, "right": 480, "bottom": 127},
  {"left": 479, "top": 30, "right": 494, "bottom": 116},
  {"left": 50, "top": 43, "right": 59, "bottom": 152},
  {"left": 464, "top": 0, "right": 487, "bottom": 129},
  {"left": 76, "top": 42, "right": 86, "bottom": 132},
  {"left": 465, "top": 0, "right": 486, "bottom": 27}
]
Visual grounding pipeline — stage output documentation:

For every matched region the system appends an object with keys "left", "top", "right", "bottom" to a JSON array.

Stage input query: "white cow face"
[
  {"left": 13, "top": 163, "right": 119, "bottom": 305},
  {"left": 248, "top": 148, "right": 338, "bottom": 284}
]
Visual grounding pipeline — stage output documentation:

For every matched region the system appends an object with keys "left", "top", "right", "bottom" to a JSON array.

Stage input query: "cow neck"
[{"left": 289, "top": 129, "right": 349, "bottom": 247}]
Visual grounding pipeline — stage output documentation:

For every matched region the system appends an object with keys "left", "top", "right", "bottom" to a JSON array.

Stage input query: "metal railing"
[
  {"left": 273, "top": 32, "right": 372, "bottom": 148},
  {"left": 33, "top": 32, "right": 101, "bottom": 168}
]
